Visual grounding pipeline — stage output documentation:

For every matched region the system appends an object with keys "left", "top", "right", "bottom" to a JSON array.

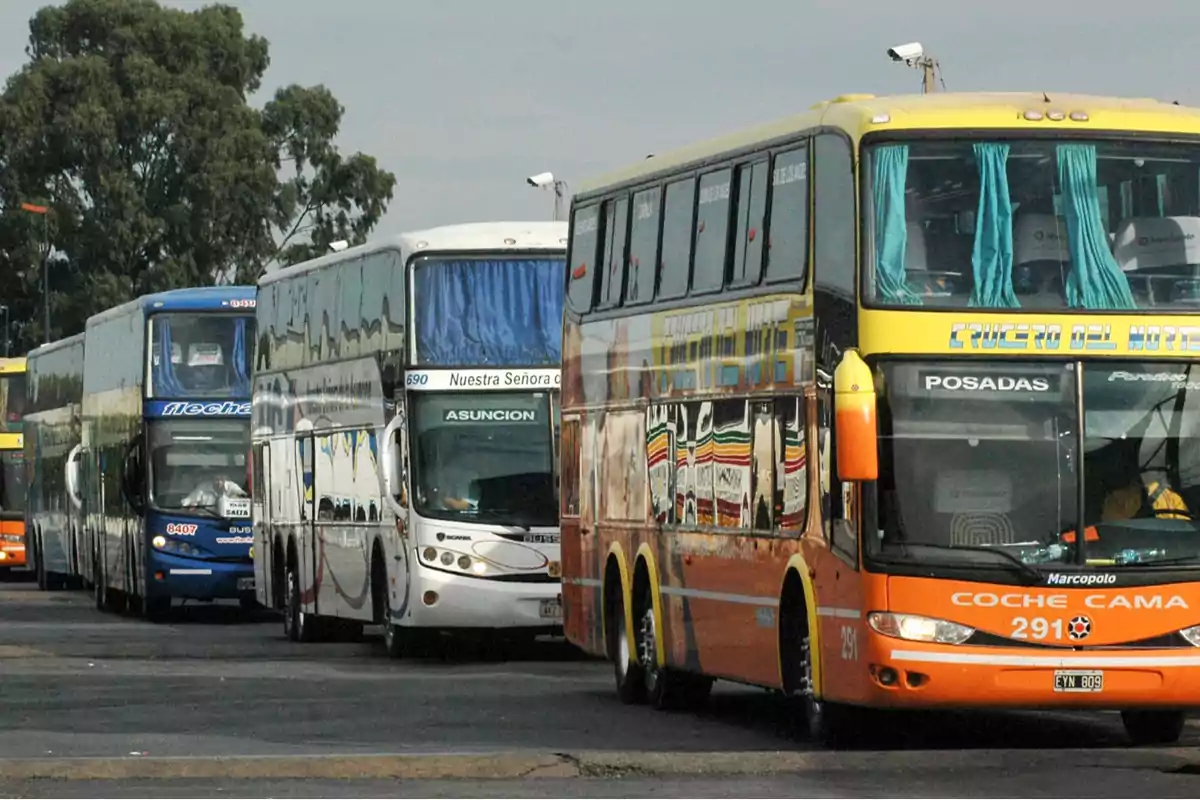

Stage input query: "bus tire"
[
  {"left": 93, "top": 542, "right": 107, "bottom": 611},
  {"left": 34, "top": 533, "right": 46, "bottom": 591},
  {"left": 634, "top": 578, "right": 698, "bottom": 711},
  {"left": 607, "top": 572, "right": 644, "bottom": 705},
  {"left": 799, "top": 628, "right": 855, "bottom": 747},
  {"left": 1121, "top": 709, "right": 1185, "bottom": 745},
  {"left": 373, "top": 548, "right": 404, "bottom": 659},
  {"left": 284, "top": 557, "right": 313, "bottom": 643}
]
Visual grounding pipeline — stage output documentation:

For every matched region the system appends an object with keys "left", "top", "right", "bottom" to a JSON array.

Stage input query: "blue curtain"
[
  {"left": 970, "top": 143, "right": 1020, "bottom": 308},
  {"left": 153, "top": 319, "right": 185, "bottom": 396},
  {"left": 872, "top": 145, "right": 921, "bottom": 304},
  {"left": 231, "top": 318, "right": 250, "bottom": 394},
  {"left": 415, "top": 258, "right": 566, "bottom": 366},
  {"left": 1057, "top": 144, "right": 1136, "bottom": 309}
]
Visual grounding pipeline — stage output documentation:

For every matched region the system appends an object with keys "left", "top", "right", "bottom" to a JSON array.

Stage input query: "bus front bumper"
[
  {"left": 146, "top": 552, "right": 253, "bottom": 601},
  {"left": 0, "top": 540, "right": 27, "bottom": 569},
  {"left": 401, "top": 560, "right": 563, "bottom": 633},
  {"left": 853, "top": 635, "right": 1200, "bottom": 710}
]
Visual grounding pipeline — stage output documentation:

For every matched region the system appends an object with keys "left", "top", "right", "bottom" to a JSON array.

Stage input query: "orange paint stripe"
[{"left": 0, "top": 521, "right": 24, "bottom": 537}]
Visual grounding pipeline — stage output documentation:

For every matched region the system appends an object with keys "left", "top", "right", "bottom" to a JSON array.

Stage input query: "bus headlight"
[
  {"left": 418, "top": 546, "right": 488, "bottom": 575},
  {"left": 1180, "top": 625, "right": 1200, "bottom": 647},
  {"left": 868, "top": 612, "right": 974, "bottom": 645},
  {"left": 153, "top": 537, "right": 205, "bottom": 557}
]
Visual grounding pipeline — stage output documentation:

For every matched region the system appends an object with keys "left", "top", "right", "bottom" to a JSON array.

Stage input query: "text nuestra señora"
[{"left": 406, "top": 368, "right": 560, "bottom": 391}]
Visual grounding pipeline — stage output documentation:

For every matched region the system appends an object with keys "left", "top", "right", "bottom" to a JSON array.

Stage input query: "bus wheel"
[
  {"left": 635, "top": 581, "right": 702, "bottom": 711},
  {"left": 284, "top": 561, "right": 313, "bottom": 643},
  {"left": 608, "top": 582, "right": 644, "bottom": 704},
  {"left": 799, "top": 631, "right": 854, "bottom": 746},
  {"left": 1121, "top": 710, "right": 1185, "bottom": 745}
]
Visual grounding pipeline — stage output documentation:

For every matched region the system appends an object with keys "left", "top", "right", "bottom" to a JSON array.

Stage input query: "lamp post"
[
  {"left": 0, "top": 306, "right": 8, "bottom": 357},
  {"left": 19, "top": 201, "right": 49, "bottom": 344}
]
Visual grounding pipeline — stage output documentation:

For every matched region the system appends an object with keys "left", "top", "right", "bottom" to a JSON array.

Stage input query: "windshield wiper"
[
  {"left": 888, "top": 541, "right": 1043, "bottom": 582},
  {"left": 156, "top": 503, "right": 221, "bottom": 519}
]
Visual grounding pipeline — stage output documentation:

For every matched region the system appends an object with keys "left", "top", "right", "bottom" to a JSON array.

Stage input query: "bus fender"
[{"left": 782, "top": 554, "right": 823, "bottom": 698}]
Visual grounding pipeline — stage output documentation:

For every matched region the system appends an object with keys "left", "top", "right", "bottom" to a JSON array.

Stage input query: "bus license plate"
[
  {"left": 1054, "top": 670, "right": 1103, "bottom": 692},
  {"left": 237, "top": 577, "right": 255, "bottom": 591},
  {"left": 539, "top": 598, "right": 562, "bottom": 619}
]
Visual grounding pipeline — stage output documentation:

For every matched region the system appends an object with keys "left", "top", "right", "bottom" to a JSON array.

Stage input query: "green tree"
[{"left": 0, "top": 0, "right": 396, "bottom": 350}]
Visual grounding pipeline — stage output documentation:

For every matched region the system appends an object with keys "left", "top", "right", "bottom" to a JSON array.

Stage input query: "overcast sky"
[{"left": 2, "top": 0, "right": 1199, "bottom": 238}]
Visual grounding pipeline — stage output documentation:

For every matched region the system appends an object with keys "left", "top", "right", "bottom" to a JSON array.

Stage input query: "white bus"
[{"left": 252, "top": 221, "right": 568, "bottom": 655}]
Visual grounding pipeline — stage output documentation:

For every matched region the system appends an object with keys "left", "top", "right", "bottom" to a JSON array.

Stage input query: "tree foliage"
[{"left": 0, "top": 0, "right": 396, "bottom": 350}]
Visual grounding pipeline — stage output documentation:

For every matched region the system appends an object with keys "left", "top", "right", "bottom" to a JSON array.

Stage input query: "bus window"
[
  {"left": 692, "top": 169, "right": 733, "bottom": 294},
  {"left": 658, "top": 178, "right": 696, "bottom": 299},
  {"left": 568, "top": 205, "right": 601, "bottom": 314},
  {"left": 625, "top": 187, "right": 661, "bottom": 305}
]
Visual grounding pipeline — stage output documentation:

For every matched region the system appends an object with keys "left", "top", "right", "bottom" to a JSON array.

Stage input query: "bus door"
[
  {"left": 813, "top": 382, "right": 867, "bottom": 703},
  {"left": 380, "top": 396, "right": 410, "bottom": 619},
  {"left": 251, "top": 441, "right": 271, "bottom": 603}
]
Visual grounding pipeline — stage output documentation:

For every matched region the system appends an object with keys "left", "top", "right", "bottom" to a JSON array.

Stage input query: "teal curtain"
[
  {"left": 1057, "top": 144, "right": 1136, "bottom": 309},
  {"left": 872, "top": 145, "right": 920, "bottom": 304},
  {"left": 969, "top": 143, "right": 1019, "bottom": 308}
]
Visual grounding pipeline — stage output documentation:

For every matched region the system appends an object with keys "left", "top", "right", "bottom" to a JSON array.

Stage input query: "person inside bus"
[
  {"left": 1061, "top": 443, "right": 1191, "bottom": 545},
  {"left": 180, "top": 465, "right": 248, "bottom": 509},
  {"left": 417, "top": 452, "right": 477, "bottom": 513}
]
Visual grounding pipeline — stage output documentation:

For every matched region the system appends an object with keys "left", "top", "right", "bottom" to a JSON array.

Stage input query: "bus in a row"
[
  {"left": 23, "top": 221, "right": 569, "bottom": 652},
  {"left": 559, "top": 90, "right": 1200, "bottom": 746},
  {"left": 25, "top": 288, "right": 258, "bottom": 619},
  {"left": 0, "top": 357, "right": 28, "bottom": 574},
  {"left": 250, "top": 221, "right": 568, "bottom": 653}
]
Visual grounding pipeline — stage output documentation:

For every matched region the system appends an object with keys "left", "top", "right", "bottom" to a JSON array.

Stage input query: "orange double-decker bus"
[
  {"left": 560, "top": 91, "right": 1200, "bottom": 746},
  {"left": 0, "top": 357, "right": 28, "bottom": 572}
]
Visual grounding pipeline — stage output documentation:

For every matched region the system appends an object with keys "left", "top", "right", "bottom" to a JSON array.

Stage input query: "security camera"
[
  {"left": 887, "top": 42, "right": 924, "bottom": 64},
  {"left": 527, "top": 171, "right": 555, "bottom": 188}
]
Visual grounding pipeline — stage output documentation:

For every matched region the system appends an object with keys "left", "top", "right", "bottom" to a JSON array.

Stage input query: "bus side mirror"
[
  {"left": 833, "top": 349, "right": 878, "bottom": 482},
  {"left": 121, "top": 435, "right": 146, "bottom": 514},
  {"left": 65, "top": 444, "right": 84, "bottom": 511},
  {"left": 379, "top": 413, "right": 406, "bottom": 517}
]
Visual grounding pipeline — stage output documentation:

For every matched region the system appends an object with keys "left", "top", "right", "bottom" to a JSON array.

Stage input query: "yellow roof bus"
[
  {"left": 0, "top": 357, "right": 27, "bottom": 571},
  {"left": 559, "top": 91, "right": 1200, "bottom": 748}
]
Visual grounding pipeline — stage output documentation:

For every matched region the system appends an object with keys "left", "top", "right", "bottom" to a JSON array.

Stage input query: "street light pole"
[
  {"left": 19, "top": 201, "right": 50, "bottom": 344},
  {"left": 0, "top": 306, "right": 9, "bottom": 357}
]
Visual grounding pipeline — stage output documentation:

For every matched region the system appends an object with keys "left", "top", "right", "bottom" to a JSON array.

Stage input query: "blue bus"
[{"left": 84, "top": 286, "right": 257, "bottom": 621}]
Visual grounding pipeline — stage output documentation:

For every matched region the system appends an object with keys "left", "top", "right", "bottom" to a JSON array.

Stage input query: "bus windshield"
[
  {"left": 147, "top": 313, "right": 254, "bottom": 399},
  {"left": 0, "top": 373, "right": 25, "bottom": 433},
  {"left": 0, "top": 451, "right": 25, "bottom": 516},
  {"left": 872, "top": 360, "right": 1200, "bottom": 572},
  {"left": 409, "top": 391, "right": 557, "bottom": 528},
  {"left": 148, "top": 419, "right": 250, "bottom": 516},
  {"left": 862, "top": 137, "right": 1200, "bottom": 311}
]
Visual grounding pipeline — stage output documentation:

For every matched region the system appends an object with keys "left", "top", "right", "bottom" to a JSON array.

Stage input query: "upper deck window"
[
  {"left": 863, "top": 137, "right": 1200, "bottom": 312},
  {"left": 148, "top": 313, "right": 255, "bottom": 399},
  {"left": 412, "top": 255, "right": 566, "bottom": 367}
]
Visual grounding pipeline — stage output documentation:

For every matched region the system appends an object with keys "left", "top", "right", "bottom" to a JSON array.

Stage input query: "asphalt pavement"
[{"left": 0, "top": 576, "right": 1197, "bottom": 797}]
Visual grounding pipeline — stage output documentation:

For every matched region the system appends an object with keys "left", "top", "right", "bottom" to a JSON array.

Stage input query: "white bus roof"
[{"left": 259, "top": 220, "right": 569, "bottom": 288}]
